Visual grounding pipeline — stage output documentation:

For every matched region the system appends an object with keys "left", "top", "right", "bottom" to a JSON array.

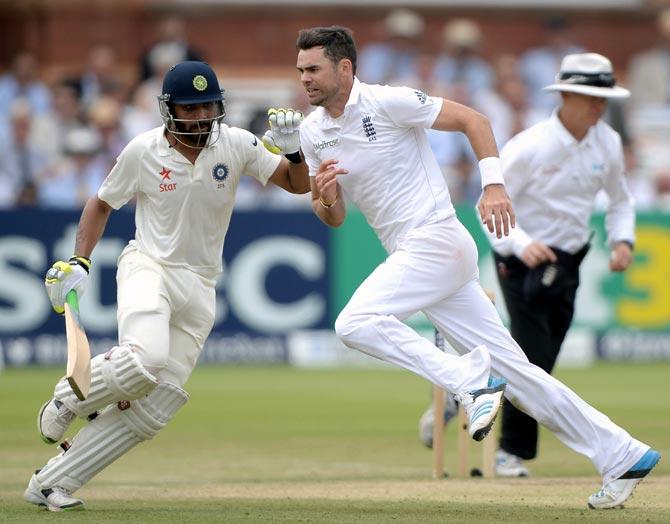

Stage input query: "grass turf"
[{"left": 1, "top": 362, "right": 668, "bottom": 522}]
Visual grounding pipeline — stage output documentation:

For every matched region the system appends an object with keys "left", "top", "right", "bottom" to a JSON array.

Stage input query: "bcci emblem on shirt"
[{"left": 212, "top": 163, "right": 229, "bottom": 188}]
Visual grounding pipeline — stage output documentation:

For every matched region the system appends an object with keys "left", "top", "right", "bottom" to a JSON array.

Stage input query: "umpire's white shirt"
[
  {"left": 489, "top": 111, "right": 635, "bottom": 257},
  {"left": 300, "top": 77, "right": 454, "bottom": 252},
  {"left": 98, "top": 125, "right": 280, "bottom": 278}
]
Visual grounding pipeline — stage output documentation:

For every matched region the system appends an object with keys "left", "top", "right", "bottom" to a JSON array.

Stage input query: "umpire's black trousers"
[{"left": 493, "top": 248, "right": 585, "bottom": 460}]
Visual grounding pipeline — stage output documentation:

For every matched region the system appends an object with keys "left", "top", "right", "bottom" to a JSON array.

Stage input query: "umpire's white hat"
[{"left": 543, "top": 52, "right": 630, "bottom": 99}]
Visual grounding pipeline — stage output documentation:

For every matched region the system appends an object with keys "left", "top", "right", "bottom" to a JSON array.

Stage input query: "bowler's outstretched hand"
[{"left": 478, "top": 184, "right": 515, "bottom": 238}]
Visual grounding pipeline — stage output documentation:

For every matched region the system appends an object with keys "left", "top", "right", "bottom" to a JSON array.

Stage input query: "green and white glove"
[
  {"left": 262, "top": 108, "right": 303, "bottom": 162},
  {"left": 44, "top": 256, "right": 91, "bottom": 314}
]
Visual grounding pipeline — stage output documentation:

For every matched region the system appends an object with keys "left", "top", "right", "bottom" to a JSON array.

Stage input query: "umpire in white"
[{"left": 487, "top": 53, "right": 636, "bottom": 478}]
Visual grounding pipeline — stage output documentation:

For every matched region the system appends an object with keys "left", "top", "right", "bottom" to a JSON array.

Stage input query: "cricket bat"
[{"left": 63, "top": 289, "right": 91, "bottom": 400}]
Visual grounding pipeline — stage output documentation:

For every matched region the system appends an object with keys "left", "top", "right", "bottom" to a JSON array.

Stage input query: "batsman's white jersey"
[
  {"left": 301, "top": 78, "right": 648, "bottom": 482},
  {"left": 100, "top": 125, "right": 280, "bottom": 279},
  {"left": 99, "top": 125, "right": 280, "bottom": 385}
]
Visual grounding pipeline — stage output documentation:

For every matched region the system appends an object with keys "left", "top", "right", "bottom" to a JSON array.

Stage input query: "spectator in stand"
[
  {"left": 0, "top": 99, "right": 51, "bottom": 208},
  {"left": 432, "top": 18, "right": 494, "bottom": 105},
  {"left": 626, "top": 8, "right": 670, "bottom": 207},
  {"left": 0, "top": 51, "right": 52, "bottom": 117},
  {"left": 139, "top": 15, "right": 203, "bottom": 82},
  {"left": 129, "top": 42, "right": 186, "bottom": 135},
  {"left": 628, "top": 8, "right": 670, "bottom": 112},
  {"left": 88, "top": 96, "right": 132, "bottom": 173},
  {"left": 36, "top": 127, "right": 107, "bottom": 209},
  {"left": 474, "top": 54, "right": 546, "bottom": 148},
  {"left": 519, "top": 16, "right": 583, "bottom": 116},
  {"left": 80, "top": 44, "right": 126, "bottom": 109},
  {"left": 357, "top": 8, "right": 425, "bottom": 85},
  {"left": 31, "top": 78, "right": 86, "bottom": 165}
]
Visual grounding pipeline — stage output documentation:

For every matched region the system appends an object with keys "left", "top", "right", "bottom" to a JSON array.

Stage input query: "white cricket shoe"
[
  {"left": 456, "top": 376, "right": 507, "bottom": 442},
  {"left": 588, "top": 449, "right": 661, "bottom": 509},
  {"left": 418, "top": 393, "right": 459, "bottom": 448},
  {"left": 38, "top": 398, "right": 75, "bottom": 444},
  {"left": 24, "top": 473, "right": 84, "bottom": 512},
  {"left": 495, "top": 449, "right": 529, "bottom": 477}
]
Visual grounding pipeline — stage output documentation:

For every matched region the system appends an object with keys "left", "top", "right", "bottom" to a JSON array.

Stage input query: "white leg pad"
[
  {"left": 55, "top": 345, "right": 158, "bottom": 417},
  {"left": 36, "top": 383, "right": 188, "bottom": 493}
]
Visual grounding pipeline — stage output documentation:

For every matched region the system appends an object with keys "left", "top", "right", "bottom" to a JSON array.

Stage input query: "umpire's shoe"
[
  {"left": 38, "top": 398, "right": 75, "bottom": 444},
  {"left": 24, "top": 473, "right": 84, "bottom": 512},
  {"left": 588, "top": 449, "right": 661, "bottom": 509},
  {"left": 456, "top": 376, "right": 507, "bottom": 442}
]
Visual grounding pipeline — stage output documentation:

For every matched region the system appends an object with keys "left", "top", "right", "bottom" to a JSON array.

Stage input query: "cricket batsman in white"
[{"left": 25, "top": 61, "right": 310, "bottom": 511}]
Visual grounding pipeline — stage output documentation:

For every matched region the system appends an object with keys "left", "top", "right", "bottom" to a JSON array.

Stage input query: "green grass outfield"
[{"left": 1, "top": 362, "right": 668, "bottom": 523}]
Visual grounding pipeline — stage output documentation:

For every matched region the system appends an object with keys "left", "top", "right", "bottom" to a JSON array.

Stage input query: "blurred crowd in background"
[{"left": 1, "top": 8, "right": 670, "bottom": 212}]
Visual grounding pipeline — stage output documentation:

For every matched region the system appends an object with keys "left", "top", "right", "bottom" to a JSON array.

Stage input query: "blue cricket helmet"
[
  {"left": 160, "top": 61, "right": 224, "bottom": 105},
  {"left": 158, "top": 61, "right": 226, "bottom": 148}
]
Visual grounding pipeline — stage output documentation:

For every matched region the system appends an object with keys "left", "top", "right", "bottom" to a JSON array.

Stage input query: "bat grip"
[{"left": 65, "top": 289, "right": 79, "bottom": 313}]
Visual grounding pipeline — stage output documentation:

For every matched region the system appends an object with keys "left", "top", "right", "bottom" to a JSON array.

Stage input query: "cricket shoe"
[
  {"left": 455, "top": 376, "right": 507, "bottom": 442},
  {"left": 495, "top": 449, "right": 529, "bottom": 477},
  {"left": 24, "top": 473, "right": 84, "bottom": 512},
  {"left": 418, "top": 393, "right": 459, "bottom": 448},
  {"left": 588, "top": 449, "right": 661, "bottom": 509},
  {"left": 38, "top": 398, "right": 75, "bottom": 444}
]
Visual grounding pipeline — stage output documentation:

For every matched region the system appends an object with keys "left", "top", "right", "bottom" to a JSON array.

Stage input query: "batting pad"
[
  {"left": 55, "top": 345, "right": 158, "bottom": 417},
  {"left": 36, "top": 382, "right": 189, "bottom": 493}
]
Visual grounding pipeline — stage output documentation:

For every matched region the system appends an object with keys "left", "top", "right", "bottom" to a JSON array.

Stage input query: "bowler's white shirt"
[
  {"left": 300, "top": 78, "right": 454, "bottom": 252},
  {"left": 489, "top": 112, "right": 635, "bottom": 257},
  {"left": 98, "top": 125, "right": 280, "bottom": 278}
]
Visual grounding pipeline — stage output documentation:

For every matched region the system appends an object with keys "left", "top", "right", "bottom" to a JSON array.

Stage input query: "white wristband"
[{"left": 479, "top": 157, "right": 505, "bottom": 188}]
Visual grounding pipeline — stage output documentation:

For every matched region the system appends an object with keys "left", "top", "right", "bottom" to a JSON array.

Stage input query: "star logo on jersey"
[{"left": 158, "top": 167, "right": 177, "bottom": 192}]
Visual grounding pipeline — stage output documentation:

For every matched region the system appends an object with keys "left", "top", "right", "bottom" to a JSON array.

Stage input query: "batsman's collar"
[
  {"left": 543, "top": 52, "right": 630, "bottom": 99},
  {"left": 156, "top": 127, "right": 195, "bottom": 163}
]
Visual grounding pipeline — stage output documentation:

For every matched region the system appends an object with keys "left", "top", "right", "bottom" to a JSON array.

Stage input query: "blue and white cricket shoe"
[
  {"left": 456, "top": 376, "right": 507, "bottom": 442},
  {"left": 588, "top": 449, "right": 661, "bottom": 509}
]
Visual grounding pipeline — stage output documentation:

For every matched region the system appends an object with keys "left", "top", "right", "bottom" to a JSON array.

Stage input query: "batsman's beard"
[{"left": 169, "top": 119, "right": 215, "bottom": 149}]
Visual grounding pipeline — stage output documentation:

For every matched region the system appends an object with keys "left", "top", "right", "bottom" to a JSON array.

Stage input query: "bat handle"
[{"left": 65, "top": 289, "right": 79, "bottom": 313}]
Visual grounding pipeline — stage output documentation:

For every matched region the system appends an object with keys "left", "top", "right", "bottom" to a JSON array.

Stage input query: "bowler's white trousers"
[
  {"left": 116, "top": 244, "right": 216, "bottom": 387},
  {"left": 335, "top": 216, "right": 647, "bottom": 482}
]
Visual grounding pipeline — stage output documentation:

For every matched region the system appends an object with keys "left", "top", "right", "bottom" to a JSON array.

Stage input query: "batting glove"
[
  {"left": 45, "top": 256, "right": 91, "bottom": 314},
  {"left": 262, "top": 108, "right": 303, "bottom": 156}
]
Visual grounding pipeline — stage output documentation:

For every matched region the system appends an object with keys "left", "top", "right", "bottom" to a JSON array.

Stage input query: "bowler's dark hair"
[{"left": 296, "top": 26, "right": 357, "bottom": 75}]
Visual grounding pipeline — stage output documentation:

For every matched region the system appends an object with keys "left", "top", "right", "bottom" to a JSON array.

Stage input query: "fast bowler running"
[{"left": 288, "top": 26, "right": 660, "bottom": 510}]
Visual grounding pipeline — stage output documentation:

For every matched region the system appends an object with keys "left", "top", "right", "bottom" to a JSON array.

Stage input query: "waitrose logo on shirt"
[{"left": 313, "top": 138, "right": 340, "bottom": 152}]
